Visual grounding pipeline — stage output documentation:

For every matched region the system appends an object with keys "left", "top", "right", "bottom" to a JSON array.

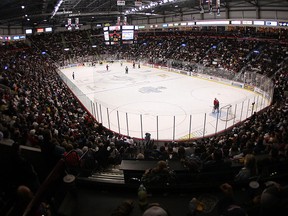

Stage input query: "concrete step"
[
  {"left": 77, "top": 168, "right": 125, "bottom": 184},
  {"left": 87, "top": 176, "right": 125, "bottom": 184}
]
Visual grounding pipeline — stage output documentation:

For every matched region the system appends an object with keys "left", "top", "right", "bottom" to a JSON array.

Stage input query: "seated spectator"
[
  {"left": 136, "top": 153, "right": 145, "bottom": 160},
  {"left": 141, "top": 160, "right": 175, "bottom": 187},
  {"left": 63, "top": 144, "right": 80, "bottom": 174},
  {"left": 167, "top": 146, "right": 179, "bottom": 160},
  {"left": 258, "top": 181, "right": 288, "bottom": 216},
  {"left": 184, "top": 142, "right": 196, "bottom": 157},
  {"left": 5, "top": 142, "right": 40, "bottom": 193},
  {"left": 108, "top": 142, "right": 121, "bottom": 167},
  {"left": 229, "top": 143, "right": 241, "bottom": 158},
  {"left": 181, "top": 156, "right": 202, "bottom": 173},
  {"left": 177, "top": 146, "right": 186, "bottom": 160},
  {"left": 146, "top": 144, "right": 161, "bottom": 160},
  {"left": 257, "top": 146, "right": 288, "bottom": 178},
  {"left": 158, "top": 145, "right": 168, "bottom": 160},
  {"left": 94, "top": 143, "right": 110, "bottom": 170},
  {"left": 0, "top": 128, "right": 14, "bottom": 146},
  {"left": 142, "top": 203, "right": 171, "bottom": 216},
  {"left": 202, "top": 148, "right": 231, "bottom": 172},
  {"left": 6, "top": 185, "right": 51, "bottom": 216},
  {"left": 80, "top": 146, "right": 98, "bottom": 174},
  {"left": 110, "top": 200, "right": 134, "bottom": 216},
  {"left": 234, "top": 154, "right": 258, "bottom": 184},
  {"left": 217, "top": 183, "right": 248, "bottom": 216}
]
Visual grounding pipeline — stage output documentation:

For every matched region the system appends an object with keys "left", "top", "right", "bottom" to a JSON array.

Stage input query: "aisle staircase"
[{"left": 78, "top": 166, "right": 125, "bottom": 185}]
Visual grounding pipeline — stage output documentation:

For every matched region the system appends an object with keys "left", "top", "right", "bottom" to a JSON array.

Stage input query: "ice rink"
[{"left": 60, "top": 61, "right": 267, "bottom": 140}]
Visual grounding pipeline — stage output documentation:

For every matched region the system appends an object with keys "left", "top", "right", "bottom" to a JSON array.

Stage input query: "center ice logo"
[{"left": 139, "top": 86, "right": 166, "bottom": 93}]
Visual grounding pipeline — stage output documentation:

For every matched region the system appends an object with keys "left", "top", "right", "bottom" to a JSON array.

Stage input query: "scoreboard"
[
  {"left": 103, "top": 25, "right": 138, "bottom": 45},
  {"left": 109, "top": 25, "right": 122, "bottom": 44}
]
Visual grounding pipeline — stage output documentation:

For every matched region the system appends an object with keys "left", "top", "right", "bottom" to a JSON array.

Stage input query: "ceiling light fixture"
[
  {"left": 125, "top": 0, "right": 176, "bottom": 15},
  {"left": 51, "top": 0, "right": 64, "bottom": 18}
]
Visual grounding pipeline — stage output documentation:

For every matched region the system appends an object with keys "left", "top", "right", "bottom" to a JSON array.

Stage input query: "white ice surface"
[{"left": 60, "top": 62, "right": 266, "bottom": 140}]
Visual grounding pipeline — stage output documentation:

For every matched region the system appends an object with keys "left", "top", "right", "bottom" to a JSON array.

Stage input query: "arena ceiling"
[{"left": 0, "top": 0, "right": 288, "bottom": 27}]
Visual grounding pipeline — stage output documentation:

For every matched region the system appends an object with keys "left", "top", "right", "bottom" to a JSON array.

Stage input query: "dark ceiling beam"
[
  {"left": 0, "top": 12, "right": 52, "bottom": 24},
  {"left": 89, "top": 0, "right": 111, "bottom": 12},
  {"left": 68, "top": 11, "right": 122, "bottom": 17},
  {"left": 42, "top": 0, "right": 48, "bottom": 14},
  {"left": 86, "top": 0, "right": 99, "bottom": 8},
  {"left": 244, "top": 0, "right": 258, "bottom": 6},
  {"left": 260, "top": 0, "right": 288, "bottom": 7},
  {"left": 73, "top": 0, "right": 84, "bottom": 9}
]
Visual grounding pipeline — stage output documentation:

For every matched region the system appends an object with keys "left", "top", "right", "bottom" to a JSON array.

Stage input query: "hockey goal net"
[{"left": 219, "top": 104, "right": 235, "bottom": 121}]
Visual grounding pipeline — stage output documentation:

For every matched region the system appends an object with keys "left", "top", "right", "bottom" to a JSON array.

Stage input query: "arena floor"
[{"left": 60, "top": 61, "right": 267, "bottom": 140}]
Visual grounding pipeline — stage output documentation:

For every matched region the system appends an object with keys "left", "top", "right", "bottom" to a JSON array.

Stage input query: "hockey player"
[
  {"left": 213, "top": 98, "right": 220, "bottom": 113},
  {"left": 125, "top": 66, "right": 128, "bottom": 74}
]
